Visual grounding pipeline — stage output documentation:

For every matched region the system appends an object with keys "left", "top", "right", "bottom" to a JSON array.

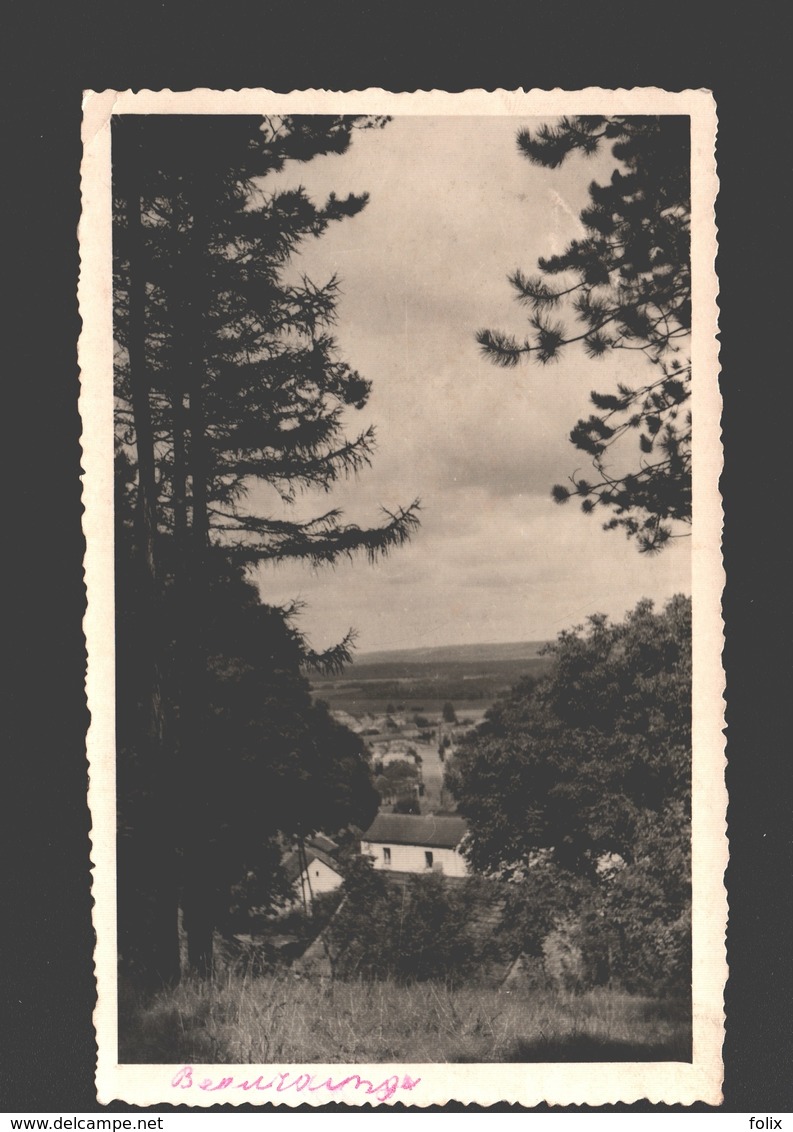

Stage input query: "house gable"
[{"left": 282, "top": 846, "right": 344, "bottom": 907}]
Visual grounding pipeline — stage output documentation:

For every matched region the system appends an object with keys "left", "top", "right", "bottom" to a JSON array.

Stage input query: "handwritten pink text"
[{"left": 171, "top": 1065, "right": 422, "bottom": 1103}]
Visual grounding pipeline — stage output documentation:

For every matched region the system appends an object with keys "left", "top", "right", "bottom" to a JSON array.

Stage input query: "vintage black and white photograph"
[{"left": 80, "top": 87, "right": 723, "bottom": 1107}]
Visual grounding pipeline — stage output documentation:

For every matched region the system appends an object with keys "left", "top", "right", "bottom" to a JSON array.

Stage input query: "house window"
[
  {"left": 425, "top": 851, "right": 433, "bottom": 869},
  {"left": 383, "top": 847, "right": 391, "bottom": 866}
]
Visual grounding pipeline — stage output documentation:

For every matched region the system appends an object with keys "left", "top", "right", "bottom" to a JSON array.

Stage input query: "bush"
[
  {"left": 541, "top": 919, "right": 594, "bottom": 991},
  {"left": 325, "top": 861, "right": 485, "bottom": 984},
  {"left": 498, "top": 842, "right": 690, "bottom": 995}
]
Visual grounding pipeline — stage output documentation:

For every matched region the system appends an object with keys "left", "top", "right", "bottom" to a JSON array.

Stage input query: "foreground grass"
[{"left": 119, "top": 973, "right": 691, "bottom": 1064}]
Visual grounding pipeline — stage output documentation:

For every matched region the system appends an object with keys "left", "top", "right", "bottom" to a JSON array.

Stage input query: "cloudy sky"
[{"left": 250, "top": 116, "right": 691, "bottom": 654}]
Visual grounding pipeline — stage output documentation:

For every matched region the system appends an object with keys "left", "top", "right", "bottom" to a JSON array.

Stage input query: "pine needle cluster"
[{"left": 478, "top": 116, "right": 692, "bottom": 552}]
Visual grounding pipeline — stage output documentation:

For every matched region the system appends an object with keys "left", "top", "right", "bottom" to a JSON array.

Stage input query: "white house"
[
  {"left": 282, "top": 846, "right": 344, "bottom": 911},
  {"left": 360, "top": 813, "right": 469, "bottom": 877}
]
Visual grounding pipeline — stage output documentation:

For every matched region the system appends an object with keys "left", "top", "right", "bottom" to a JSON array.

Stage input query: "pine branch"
[
  {"left": 478, "top": 115, "right": 691, "bottom": 552},
  {"left": 235, "top": 499, "right": 422, "bottom": 567},
  {"left": 475, "top": 328, "right": 530, "bottom": 367},
  {"left": 301, "top": 628, "right": 358, "bottom": 677}
]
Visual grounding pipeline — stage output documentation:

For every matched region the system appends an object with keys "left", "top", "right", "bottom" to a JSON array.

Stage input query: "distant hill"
[
  {"left": 309, "top": 639, "right": 552, "bottom": 714},
  {"left": 353, "top": 640, "right": 548, "bottom": 668}
]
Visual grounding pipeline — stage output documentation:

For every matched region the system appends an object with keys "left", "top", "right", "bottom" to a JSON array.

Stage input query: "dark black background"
[{"left": 4, "top": 0, "right": 791, "bottom": 1113}]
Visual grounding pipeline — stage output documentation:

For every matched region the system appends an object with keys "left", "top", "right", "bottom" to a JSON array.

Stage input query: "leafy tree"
[
  {"left": 478, "top": 116, "right": 691, "bottom": 552},
  {"left": 113, "top": 115, "right": 418, "bottom": 979},
  {"left": 444, "top": 597, "right": 691, "bottom": 988},
  {"left": 442, "top": 701, "right": 457, "bottom": 724},
  {"left": 445, "top": 595, "right": 690, "bottom": 873}
]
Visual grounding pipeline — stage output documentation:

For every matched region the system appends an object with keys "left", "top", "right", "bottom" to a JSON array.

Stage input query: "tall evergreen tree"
[
  {"left": 478, "top": 116, "right": 691, "bottom": 553},
  {"left": 113, "top": 115, "right": 418, "bottom": 979},
  {"left": 113, "top": 115, "right": 418, "bottom": 574}
]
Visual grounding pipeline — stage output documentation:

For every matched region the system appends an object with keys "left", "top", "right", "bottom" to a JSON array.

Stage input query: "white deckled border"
[{"left": 80, "top": 87, "right": 724, "bottom": 1108}]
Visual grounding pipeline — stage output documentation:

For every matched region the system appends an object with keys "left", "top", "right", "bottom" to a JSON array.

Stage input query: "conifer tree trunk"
[
  {"left": 121, "top": 144, "right": 180, "bottom": 988},
  {"left": 167, "top": 383, "right": 189, "bottom": 768},
  {"left": 170, "top": 390, "right": 189, "bottom": 561},
  {"left": 182, "top": 375, "right": 215, "bottom": 978},
  {"left": 169, "top": 197, "right": 192, "bottom": 577},
  {"left": 177, "top": 228, "right": 216, "bottom": 978}
]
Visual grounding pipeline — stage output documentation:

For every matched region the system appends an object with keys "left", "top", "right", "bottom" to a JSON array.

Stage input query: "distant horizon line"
[
  {"left": 351, "top": 637, "right": 550, "bottom": 659},
  {"left": 347, "top": 591, "right": 694, "bottom": 659}
]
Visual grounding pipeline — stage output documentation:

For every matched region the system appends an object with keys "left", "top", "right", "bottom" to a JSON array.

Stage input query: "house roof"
[
  {"left": 362, "top": 813, "right": 468, "bottom": 849},
  {"left": 282, "top": 846, "right": 343, "bottom": 885},
  {"left": 307, "top": 832, "right": 338, "bottom": 856}
]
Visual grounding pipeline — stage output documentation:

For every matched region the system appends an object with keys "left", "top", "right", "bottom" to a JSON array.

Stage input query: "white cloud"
[{"left": 250, "top": 117, "right": 691, "bottom": 653}]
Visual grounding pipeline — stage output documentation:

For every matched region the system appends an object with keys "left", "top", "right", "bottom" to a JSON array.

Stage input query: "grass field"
[{"left": 119, "top": 973, "right": 691, "bottom": 1064}]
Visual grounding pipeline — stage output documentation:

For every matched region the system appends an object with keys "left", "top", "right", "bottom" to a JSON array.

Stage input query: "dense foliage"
[
  {"left": 324, "top": 861, "right": 502, "bottom": 985},
  {"left": 445, "top": 596, "right": 691, "bottom": 991},
  {"left": 116, "top": 491, "right": 378, "bottom": 982},
  {"left": 478, "top": 116, "right": 691, "bottom": 552}
]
